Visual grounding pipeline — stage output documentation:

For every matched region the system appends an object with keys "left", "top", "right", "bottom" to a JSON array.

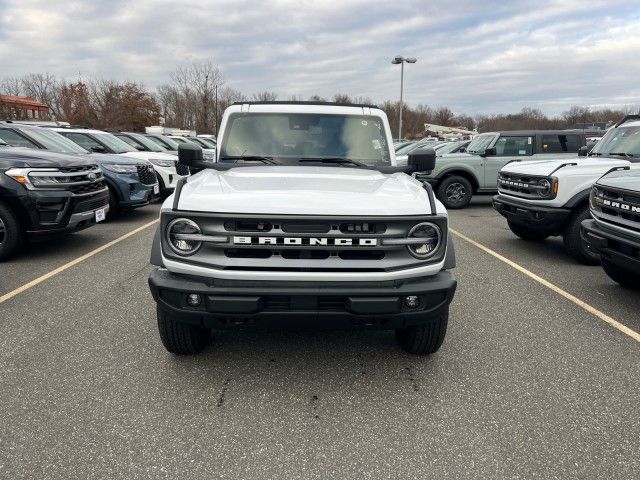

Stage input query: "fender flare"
[
  {"left": 150, "top": 226, "right": 164, "bottom": 266},
  {"left": 443, "top": 235, "right": 456, "bottom": 270},
  {"left": 563, "top": 189, "right": 591, "bottom": 208}
]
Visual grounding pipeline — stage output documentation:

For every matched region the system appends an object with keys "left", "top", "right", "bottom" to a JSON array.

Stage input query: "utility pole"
[{"left": 391, "top": 56, "right": 417, "bottom": 139}]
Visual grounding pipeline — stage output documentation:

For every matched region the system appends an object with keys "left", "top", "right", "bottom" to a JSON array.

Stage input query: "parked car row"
[
  {"left": 491, "top": 115, "right": 640, "bottom": 287},
  {"left": 0, "top": 122, "right": 203, "bottom": 260}
]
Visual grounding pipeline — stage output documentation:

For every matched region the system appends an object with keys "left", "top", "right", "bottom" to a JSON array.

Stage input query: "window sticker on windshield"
[
  {"left": 372, "top": 139, "right": 381, "bottom": 150},
  {"left": 519, "top": 150, "right": 526, "bottom": 155},
  {"left": 361, "top": 120, "right": 368, "bottom": 126},
  {"left": 527, "top": 137, "right": 532, "bottom": 144}
]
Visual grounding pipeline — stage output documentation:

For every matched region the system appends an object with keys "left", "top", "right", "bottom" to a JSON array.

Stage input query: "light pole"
[{"left": 391, "top": 55, "right": 416, "bottom": 140}]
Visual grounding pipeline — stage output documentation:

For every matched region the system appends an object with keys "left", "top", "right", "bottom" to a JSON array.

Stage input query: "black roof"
[
  {"left": 486, "top": 129, "right": 591, "bottom": 136},
  {"left": 231, "top": 101, "right": 380, "bottom": 109}
]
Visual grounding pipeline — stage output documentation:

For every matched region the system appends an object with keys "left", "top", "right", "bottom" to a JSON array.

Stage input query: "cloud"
[{"left": 0, "top": 0, "right": 638, "bottom": 114}]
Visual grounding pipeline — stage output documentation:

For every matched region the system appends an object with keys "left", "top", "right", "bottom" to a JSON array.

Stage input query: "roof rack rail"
[
  {"left": 614, "top": 114, "right": 640, "bottom": 127},
  {"left": 232, "top": 100, "right": 380, "bottom": 109}
]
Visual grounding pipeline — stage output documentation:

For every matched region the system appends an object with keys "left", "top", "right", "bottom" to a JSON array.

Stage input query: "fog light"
[
  {"left": 186, "top": 293, "right": 202, "bottom": 307},
  {"left": 404, "top": 295, "right": 420, "bottom": 309}
]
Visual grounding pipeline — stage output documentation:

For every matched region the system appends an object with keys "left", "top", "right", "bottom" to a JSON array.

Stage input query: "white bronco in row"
[{"left": 148, "top": 102, "right": 458, "bottom": 356}]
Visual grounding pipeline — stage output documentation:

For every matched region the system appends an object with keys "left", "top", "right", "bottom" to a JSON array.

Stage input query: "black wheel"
[
  {"left": 396, "top": 308, "right": 449, "bottom": 355},
  {"left": 601, "top": 258, "right": 639, "bottom": 288},
  {"left": 563, "top": 206, "right": 600, "bottom": 265},
  {"left": 436, "top": 176, "right": 473, "bottom": 209},
  {"left": 0, "top": 202, "right": 22, "bottom": 261},
  {"left": 507, "top": 220, "right": 550, "bottom": 241},
  {"left": 107, "top": 186, "right": 119, "bottom": 219},
  {"left": 157, "top": 306, "right": 211, "bottom": 355}
]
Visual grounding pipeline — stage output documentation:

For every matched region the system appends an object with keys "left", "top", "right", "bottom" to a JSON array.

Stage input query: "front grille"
[
  {"left": 70, "top": 179, "right": 107, "bottom": 194},
  {"left": 28, "top": 166, "right": 106, "bottom": 194},
  {"left": 176, "top": 163, "right": 190, "bottom": 176},
  {"left": 498, "top": 172, "right": 552, "bottom": 199},
  {"left": 59, "top": 165, "right": 96, "bottom": 173},
  {"left": 163, "top": 213, "right": 448, "bottom": 273},
  {"left": 73, "top": 194, "right": 109, "bottom": 214},
  {"left": 592, "top": 186, "right": 640, "bottom": 232},
  {"left": 137, "top": 165, "right": 157, "bottom": 185},
  {"left": 262, "top": 295, "right": 345, "bottom": 312}
]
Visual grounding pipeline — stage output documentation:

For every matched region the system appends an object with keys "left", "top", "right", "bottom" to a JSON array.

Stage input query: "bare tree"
[
  {"left": 333, "top": 93, "right": 352, "bottom": 104},
  {"left": 21, "top": 73, "right": 62, "bottom": 119},
  {"left": 252, "top": 90, "right": 278, "bottom": 102}
]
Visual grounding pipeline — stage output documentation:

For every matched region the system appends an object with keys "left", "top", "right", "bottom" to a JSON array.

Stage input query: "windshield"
[
  {"left": 187, "top": 137, "right": 213, "bottom": 149},
  {"left": 129, "top": 133, "right": 165, "bottom": 152},
  {"left": 590, "top": 126, "right": 640, "bottom": 157},
  {"left": 220, "top": 113, "right": 391, "bottom": 166},
  {"left": 466, "top": 134, "right": 497, "bottom": 154},
  {"left": 21, "top": 127, "right": 88, "bottom": 154},
  {"left": 437, "top": 142, "right": 463, "bottom": 155},
  {"left": 93, "top": 132, "right": 137, "bottom": 154},
  {"left": 395, "top": 142, "right": 418, "bottom": 155},
  {"left": 148, "top": 135, "right": 180, "bottom": 150},
  {"left": 196, "top": 137, "right": 217, "bottom": 148}
]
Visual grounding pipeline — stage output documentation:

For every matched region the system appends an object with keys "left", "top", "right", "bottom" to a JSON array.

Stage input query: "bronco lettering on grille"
[
  {"left": 233, "top": 236, "right": 378, "bottom": 246},
  {"left": 600, "top": 198, "right": 640, "bottom": 213}
]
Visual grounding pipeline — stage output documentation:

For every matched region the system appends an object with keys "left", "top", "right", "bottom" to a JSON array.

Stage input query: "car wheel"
[
  {"left": 157, "top": 306, "right": 211, "bottom": 355},
  {"left": 0, "top": 202, "right": 22, "bottom": 262},
  {"left": 396, "top": 308, "right": 448, "bottom": 355},
  {"left": 436, "top": 176, "right": 473, "bottom": 209},
  {"left": 507, "top": 220, "right": 550, "bottom": 241},
  {"left": 563, "top": 205, "right": 600, "bottom": 265},
  {"left": 107, "top": 187, "right": 119, "bottom": 219},
  {"left": 601, "top": 258, "right": 639, "bottom": 288}
]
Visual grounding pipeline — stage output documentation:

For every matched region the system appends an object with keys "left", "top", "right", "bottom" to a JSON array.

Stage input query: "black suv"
[{"left": 0, "top": 141, "right": 109, "bottom": 260}]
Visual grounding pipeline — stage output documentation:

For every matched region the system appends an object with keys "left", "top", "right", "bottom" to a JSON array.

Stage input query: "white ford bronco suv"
[
  {"left": 493, "top": 116, "right": 640, "bottom": 264},
  {"left": 148, "top": 102, "right": 457, "bottom": 356},
  {"left": 582, "top": 165, "right": 640, "bottom": 288}
]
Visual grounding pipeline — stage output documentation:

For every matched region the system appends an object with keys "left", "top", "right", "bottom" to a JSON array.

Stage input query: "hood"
[
  {"left": 500, "top": 157, "right": 630, "bottom": 177},
  {"left": 0, "top": 147, "right": 96, "bottom": 169},
  {"left": 88, "top": 152, "right": 147, "bottom": 165},
  {"left": 175, "top": 165, "right": 436, "bottom": 216},
  {"left": 117, "top": 151, "right": 176, "bottom": 161},
  {"left": 597, "top": 165, "right": 640, "bottom": 191}
]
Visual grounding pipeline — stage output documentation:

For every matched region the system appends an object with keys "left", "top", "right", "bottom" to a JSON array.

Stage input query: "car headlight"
[
  {"left": 407, "top": 222, "right": 442, "bottom": 259},
  {"left": 149, "top": 158, "right": 176, "bottom": 168},
  {"left": 5, "top": 168, "right": 63, "bottom": 189},
  {"left": 166, "top": 218, "right": 202, "bottom": 255},
  {"left": 203, "top": 152, "right": 215, "bottom": 160},
  {"left": 537, "top": 179, "right": 551, "bottom": 197},
  {"left": 102, "top": 163, "right": 138, "bottom": 173}
]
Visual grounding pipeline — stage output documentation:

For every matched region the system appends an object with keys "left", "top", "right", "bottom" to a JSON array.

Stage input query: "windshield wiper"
[
  {"left": 298, "top": 157, "right": 370, "bottom": 168},
  {"left": 608, "top": 152, "right": 634, "bottom": 158},
  {"left": 219, "top": 155, "right": 278, "bottom": 165}
]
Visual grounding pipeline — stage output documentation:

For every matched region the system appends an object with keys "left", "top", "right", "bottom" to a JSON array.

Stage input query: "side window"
[
  {"left": 0, "top": 129, "right": 39, "bottom": 148},
  {"left": 494, "top": 136, "right": 532, "bottom": 156},
  {"left": 116, "top": 135, "right": 143, "bottom": 149},
  {"left": 64, "top": 132, "right": 102, "bottom": 150},
  {"left": 540, "top": 134, "right": 581, "bottom": 153}
]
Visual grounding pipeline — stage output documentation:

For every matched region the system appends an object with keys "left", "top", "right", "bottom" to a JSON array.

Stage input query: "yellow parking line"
[
  {"left": 0, "top": 219, "right": 159, "bottom": 305},
  {"left": 450, "top": 228, "right": 640, "bottom": 343}
]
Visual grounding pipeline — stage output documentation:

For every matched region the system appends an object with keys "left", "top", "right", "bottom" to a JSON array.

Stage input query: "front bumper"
[
  {"left": 493, "top": 194, "right": 571, "bottom": 233},
  {"left": 148, "top": 268, "right": 457, "bottom": 330},
  {"left": 581, "top": 219, "right": 640, "bottom": 275},
  {"left": 108, "top": 172, "right": 159, "bottom": 209},
  {"left": 24, "top": 187, "right": 110, "bottom": 240}
]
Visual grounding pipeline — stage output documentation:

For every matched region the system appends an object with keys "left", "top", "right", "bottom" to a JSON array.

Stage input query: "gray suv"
[{"left": 419, "top": 130, "right": 587, "bottom": 208}]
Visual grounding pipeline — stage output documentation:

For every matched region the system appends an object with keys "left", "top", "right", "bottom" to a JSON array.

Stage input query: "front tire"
[
  {"left": 507, "top": 220, "right": 550, "bottom": 241},
  {"left": 0, "top": 202, "right": 23, "bottom": 261},
  {"left": 396, "top": 309, "right": 449, "bottom": 355},
  {"left": 563, "top": 206, "right": 600, "bottom": 265},
  {"left": 601, "top": 259, "right": 639, "bottom": 288},
  {"left": 157, "top": 306, "right": 211, "bottom": 355},
  {"left": 436, "top": 176, "right": 473, "bottom": 209}
]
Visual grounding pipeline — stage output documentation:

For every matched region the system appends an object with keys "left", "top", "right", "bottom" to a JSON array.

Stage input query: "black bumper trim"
[
  {"left": 581, "top": 219, "right": 640, "bottom": 275},
  {"left": 148, "top": 269, "right": 457, "bottom": 330},
  {"left": 493, "top": 194, "right": 572, "bottom": 232}
]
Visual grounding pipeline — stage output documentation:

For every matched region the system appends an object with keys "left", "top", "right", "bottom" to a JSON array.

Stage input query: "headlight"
[
  {"left": 102, "top": 163, "right": 138, "bottom": 173},
  {"left": 166, "top": 218, "right": 202, "bottom": 255},
  {"left": 149, "top": 158, "right": 176, "bottom": 168},
  {"left": 203, "top": 152, "right": 215, "bottom": 160},
  {"left": 537, "top": 178, "right": 551, "bottom": 197},
  {"left": 4, "top": 168, "right": 65, "bottom": 189},
  {"left": 407, "top": 222, "right": 442, "bottom": 259}
]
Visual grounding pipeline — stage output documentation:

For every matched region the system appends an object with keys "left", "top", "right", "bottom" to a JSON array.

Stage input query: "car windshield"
[
  {"left": 220, "top": 113, "right": 391, "bottom": 166},
  {"left": 466, "top": 134, "right": 497, "bottom": 154},
  {"left": 129, "top": 133, "right": 165, "bottom": 152},
  {"left": 21, "top": 127, "right": 88, "bottom": 154},
  {"left": 186, "top": 137, "right": 213, "bottom": 149},
  {"left": 395, "top": 142, "right": 418, "bottom": 155},
  {"left": 93, "top": 132, "right": 138, "bottom": 154},
  {"left": 197, "top": 137, "right": 217, "bottom": 148},
  {"left": 437, "top": 142, "right": 464, "bottom": 155},
  {"left": 148, "top": 135, "right": 180, "bottom": 150},
  {"left": 590, "top": 125, "right": 640, "bottom": 157}
]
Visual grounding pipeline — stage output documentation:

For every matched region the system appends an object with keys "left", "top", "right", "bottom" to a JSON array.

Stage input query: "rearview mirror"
[
  {"left": 483, "top": 147, "right": 496, "bottom": 156},
  {"left": 407, "top": 147, "right": 436, "bottom": 174},
  {"left": 90, "top": 145, "right": 106, "bottom": 153},
  {"left": 178, "top": 142, "right": 207, "bottom": 170},
  {"left": 578, "top": 145, "right": 588, "bottom": 157}
]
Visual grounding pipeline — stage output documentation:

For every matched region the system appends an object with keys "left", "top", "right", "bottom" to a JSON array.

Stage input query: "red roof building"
[{"left": 0, "top": 95, "right": 50, "bottom": 119}]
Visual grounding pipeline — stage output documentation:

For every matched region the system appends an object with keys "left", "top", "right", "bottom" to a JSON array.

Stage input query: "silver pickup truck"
[{"left": 419, "top": 130, "right": 587, "bottom": 209}]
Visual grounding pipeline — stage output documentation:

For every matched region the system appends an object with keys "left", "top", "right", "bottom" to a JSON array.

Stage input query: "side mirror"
[
  {"left": 407, "top": 147, "right": 436, "bottom": 174},
  {"left": 483, "top": 147, "right": 496, "bottom": 156},
  {"left": 578, "top": 145, "right": 589, "bottom": 157},
  {"left": 90, "top": 145, "right": 106, "bottom": 153},
  {"left": 178, "top": 142, "right": 207, "bottom": 170},
  {"left": 136, "top": 145, "right": 145, "bottom": 151}
]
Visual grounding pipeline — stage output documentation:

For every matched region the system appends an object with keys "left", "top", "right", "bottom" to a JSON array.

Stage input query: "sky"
[{"left": 1, "top": 0, "right": 639, "bottom": 115}]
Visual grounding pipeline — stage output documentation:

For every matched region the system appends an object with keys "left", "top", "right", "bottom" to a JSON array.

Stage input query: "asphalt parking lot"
[{"left": 1, "top": 197, "right": 638, "bottom": 479}]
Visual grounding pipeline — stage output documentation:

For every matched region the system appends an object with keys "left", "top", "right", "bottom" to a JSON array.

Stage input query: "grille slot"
[
  {"left": 136, "top": 165, "right": 157, "bottom": 185},
  {"left": 59, "top": 165, "right": 96, "bottom": 173},
  {"left": 70, "top": 180, "right": 106, "bottom": 194},
  {"left": 225, "top": 249, "right": 272, "bottom": 259},
  {"left": 594, "top": 186, "right": 640, "bottom": 232}
]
